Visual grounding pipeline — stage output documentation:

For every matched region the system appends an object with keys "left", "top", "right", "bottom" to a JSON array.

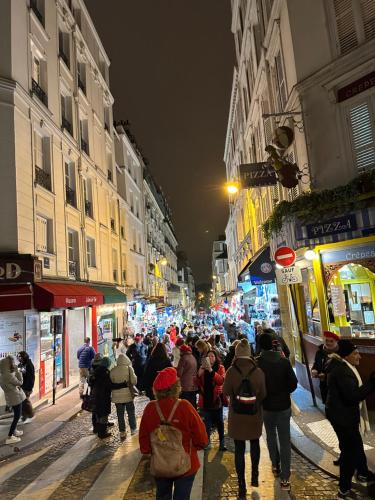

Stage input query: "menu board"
[
  {"left": 0, "top": 311, "right": 24, "bottom": 357},
  {"left": 330, "top": 285, "right": 347, "bottom": 317}
]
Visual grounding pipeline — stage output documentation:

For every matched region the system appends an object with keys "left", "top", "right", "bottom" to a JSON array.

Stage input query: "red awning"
[
  {"left": 34, "top": 283, "right": 104, "bottom": 310},
  {"left": 0, "top": 285, "right": 32, "bottom": 311}
]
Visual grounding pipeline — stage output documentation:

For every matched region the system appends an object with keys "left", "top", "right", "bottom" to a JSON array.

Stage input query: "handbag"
[
  {"left": 22, "top": 397, "right": 35, "bottom": 418},
  {"left": 81, "top": 387, "right": 95, "bottom": 412}
]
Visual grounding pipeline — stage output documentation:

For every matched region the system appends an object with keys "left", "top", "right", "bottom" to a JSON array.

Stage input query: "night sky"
[{"left": 85, "top": 1, "right": 235, "bottom": 283}]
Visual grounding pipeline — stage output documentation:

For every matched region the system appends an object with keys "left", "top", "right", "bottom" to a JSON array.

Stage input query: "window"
[
  {"left": 104, "top": 106, "right": 111, "bottom": 133},
  {"left": 30, "top": 0, "right": 44, "bottom": 26},
  {"left": 110, "top": 202, "right": 116, "bottom": 232},
  {"left": 68, "top": 229, "right": 79, "bottom": 278},
  {"left": 86, "top": 237, "right": 96, "bottom": 267},
  {"left": 77, "top": 62, "right": 86, "bottom": 94},
  {"left": 347, "top": 98, "right": 375, "bottom": 173},
  {"left": 32, "top": 56, "right": 41, "bottom": 85},
  {"left": 112, "top": 249, "right": 118, "bottom": 282},
  {"left": 58, "top": 30, "right": 70, "bottom": 68},
  {"left": 65, "top": 162, "right": 76, "bottom": 207},
  {"left": 83, "top": 178, "right": 93, "bottom": 218},
  {"left": 34, "top": 132, "right": 51, "bottom": 190},
  {"left": 36, "top": 215, "right": 53, "bottom": 253},
  {"left": 107, "top": 151, "right": 113, "bottom": 182},
  {"left": 31, "top": 55, "right": 47, "bottom": 106},
  {"left": 61, "top": 94, "right": 73, "bottom": 135},
  {"left": 80, "top": 119, "right": 89, "bottom": 155},
  {"left": 332, "top": 0, "right": 375, "bottom": 55},
  {"left": 274, "top": 51, "right": 287, "bottom": 110}
]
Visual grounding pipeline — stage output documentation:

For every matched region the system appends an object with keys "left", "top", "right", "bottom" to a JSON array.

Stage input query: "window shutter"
[
  {"left": 348, "top": 101, "right": 375, "bottom": 173},
  {"left": 360, "top": 0, "right": 375, "bottom": 41},
  {"left": 36, "top": 216, "right": 47, "bottom": 252},
  {"left": 333, "top": 0, "right": 358, "bottom": 54}
]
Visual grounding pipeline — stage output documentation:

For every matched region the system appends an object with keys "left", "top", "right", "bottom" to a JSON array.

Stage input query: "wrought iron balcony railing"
[
  {"left": 69, "top": 260, "right": 77, "bottom": 278},
  {"left": 65, "top": 186, "right": 76, "bottom": 207},
  {"left": 35, "top": 166, "right": 51, "bottom": 191},
  {"left": 62, "top": 116, "right": 73, "bottom": 136},
  {"left": 32, "top": 79, "right": 48, "bottom": 107},
  {"left": 85, "top": 199, "right": 93, "bottom": 218}
]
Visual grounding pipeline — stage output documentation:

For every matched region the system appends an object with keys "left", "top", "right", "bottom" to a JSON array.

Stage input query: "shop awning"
[
  {"left": 0, "top": 285, "right": 32, "bottom": 311},
  {"left": 34, "top": 282, "right": 104, "bottom": 310},
  {"left": 238, "top": 245, "right": 276, "bottom": 285},
  {"left": 92, "top": 285, "right": 127, "bottom": 304}
]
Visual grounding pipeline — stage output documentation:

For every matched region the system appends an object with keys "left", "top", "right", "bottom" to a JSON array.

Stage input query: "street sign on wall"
[
  {"left": 274, "top": 246, "right": 296, "bottom": 267},
  {"left": 239, "top": 162, "right": 277, "bottom": 188},
  {"left": 276, "top": 265, "right": 302, "bottom": 285}
]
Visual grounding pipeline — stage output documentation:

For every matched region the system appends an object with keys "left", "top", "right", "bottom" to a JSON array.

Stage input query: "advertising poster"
[
  {"left": 0, "top": 311, "right": 24, "bottom": 356},
  {"left": 25, "top": 314, "right": 40, "bottom": 370}
]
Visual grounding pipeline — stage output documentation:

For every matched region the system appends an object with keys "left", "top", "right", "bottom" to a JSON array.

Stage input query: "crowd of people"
[{"left": 0, "top": 319, "right": 374, "bottom": 500}]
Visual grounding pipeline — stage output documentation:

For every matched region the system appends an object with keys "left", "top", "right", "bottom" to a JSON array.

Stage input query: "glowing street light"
[
  {"left": 226, "top": 182, "right": 239, "bottom": 194},
  {"left": 160, "top": 257, "right": 168, "bottom": 266},
  {"left": 212, "top": 275, "right": 217, "bottom": 280}
]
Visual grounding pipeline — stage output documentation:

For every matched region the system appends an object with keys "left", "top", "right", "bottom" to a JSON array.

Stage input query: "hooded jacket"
[
  {"left": 110, "top": 354, "right": 137, "bottom": 404},
  {"left": 177, "top": 348, "right": 198, "bottom": 392},
  {"left": 256, "top": 350, "right": 297, "bottom": 411},
  {"left": 0, "top": 357, "right": 26, "bottom": 407}
]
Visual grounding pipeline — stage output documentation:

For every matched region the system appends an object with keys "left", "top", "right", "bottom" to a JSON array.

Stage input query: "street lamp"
[
  {"left": 226, "top": 182, "right": 239, "bottom": 194},
  {"left": 160, "top": 257, "right": 167, "bottom": 266},
  {"left": 212, "top": 275, "right": 217, "bottom": 280}
]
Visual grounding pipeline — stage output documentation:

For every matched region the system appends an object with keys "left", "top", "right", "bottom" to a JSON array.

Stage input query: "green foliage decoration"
[{"left": 262, "top": 169, "right": 375, "bottom": 240}]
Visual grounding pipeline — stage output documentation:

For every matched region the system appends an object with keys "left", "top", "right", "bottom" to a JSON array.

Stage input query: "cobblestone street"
[{"left": 1, "top": 395, "right": 372, "bottom": 499}]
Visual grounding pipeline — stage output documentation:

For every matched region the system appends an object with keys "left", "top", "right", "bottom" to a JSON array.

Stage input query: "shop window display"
[{"left": 301, "top": 268, "right": 322, "bottom": 338}]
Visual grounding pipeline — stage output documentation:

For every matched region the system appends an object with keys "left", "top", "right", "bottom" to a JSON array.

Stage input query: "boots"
[
  {"left": 238, "top": 477, "right": 246, "bottom": 498},
  {"left": 97, "top": 423, "right": 111, "bottom": 439},
  {"left": 251, "top": 468, "right": 259, "bottom": 487}
]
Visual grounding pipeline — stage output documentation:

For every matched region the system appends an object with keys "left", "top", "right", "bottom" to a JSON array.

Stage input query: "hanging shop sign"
[
  {"left": 274, "top": 246, "right": 296, "bottom": 267},
  {"left": 239, "top": 162, "right": 277, "bottom": 188},
  {"left": 330, "top": 284, "right": 347, "bottom": 317},
  {"left": 276, "top": 265, "right": 302, "bottom": 285},
  {"left": 0, "top": 254, "right": 42, "bottom": 283},
  {"left": 337, "top": 71, "right": 375, "bottom": 103},
  {"left": 305, "top": 214, "right": 357, "bottom": 239}
]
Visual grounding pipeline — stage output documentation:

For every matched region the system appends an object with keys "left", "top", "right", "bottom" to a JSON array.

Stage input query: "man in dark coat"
[
  {"left": 326, "top": 340, "right": 375, "bottom": 498},
  {"left": 255, "top": 328, "right": 290, "bottom": 358},
  {"left": 311, "top": 330, "right": 339, "bottom": 403},
  {"left": 17, "top": 352, "right": 35, "bottom": 422},
  {"left": 126, "top": 334, "right": 148, "bottom": 391}
]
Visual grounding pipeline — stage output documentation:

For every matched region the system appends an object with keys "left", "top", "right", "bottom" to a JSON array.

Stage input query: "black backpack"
[{"left": 232, "top": 364, "right": 258, "bottom": 415}]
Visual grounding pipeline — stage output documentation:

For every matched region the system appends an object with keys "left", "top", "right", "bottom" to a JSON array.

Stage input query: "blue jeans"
[
  {"left": 9, "top": 403, "right": 22, "bottom": 436},
  {"left": 263, "top": 408, "right": 291, "bottom": 481},
  {"left": 155, "top": 474, "right": 196, "bottom": 500},
  {"left": 115, "top": 402, "right": 136, "bottom": 432}
]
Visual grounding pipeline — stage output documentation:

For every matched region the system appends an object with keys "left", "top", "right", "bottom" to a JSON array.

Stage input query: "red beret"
[
  {"left": 323, "top": 331, "right": 339, "bottom": 341},
  {"left": 153, "top": 367, "right": 178, "bottom": 391},
  {"left": 179, "top": 344, "right": 191, "bottom": 353}
]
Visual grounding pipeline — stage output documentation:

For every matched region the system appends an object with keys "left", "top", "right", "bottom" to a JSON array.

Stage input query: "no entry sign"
[{"left": 274, "top": 246, "right": 296, "bottom": 267}]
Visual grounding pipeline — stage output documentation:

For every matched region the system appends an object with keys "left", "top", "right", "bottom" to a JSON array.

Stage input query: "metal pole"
[{"left": 289, "top": 285, "right": 317, "bottom": 407}]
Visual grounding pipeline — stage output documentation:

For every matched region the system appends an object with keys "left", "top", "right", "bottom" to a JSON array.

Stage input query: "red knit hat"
[
  {"left": 323, "top": 331, "right": 339, "bottom": 341},
  {"left": 179, "top": 344, "right": 192, "bottom": 353},
  {"left": 153, "top": 367, "right": 178, "bottom": 391}
]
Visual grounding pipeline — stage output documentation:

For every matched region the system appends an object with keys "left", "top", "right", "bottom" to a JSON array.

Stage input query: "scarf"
[{"left": 342, "top": 359, "right": 371, "bottom": 435}]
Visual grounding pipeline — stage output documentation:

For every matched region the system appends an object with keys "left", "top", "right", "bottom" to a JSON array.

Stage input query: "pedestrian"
[
  {"left": 223, "top": 339, "right": 266, "bottom": 498},
  {"left": 162, "top": 333, "right": 173, "bottom": 357},
  {"left": 126, "top": 334, "right": 148, "bottom": 391},
  {"left": 255, "top": 327, "right": 290, "bottom": 358},
  {"left": 143, "top": 342, "right": 172, "bottom": 400},
  {"left": 177, "top": 344, "right": 198, "bottom": 408},
  {"left": 0, "top": 355, "right": 26, "bottom": 444},
  {"left": 17, "top": 351, "right": 35, "bottom": 423},
  {"left": 139, "top": 367, "right": 208, "bottom": 500},
  {"left": 172, "top": 337, "right": 184, "bottom": 367},
  {"left": 256, "top": 333, "right": 297, "bottom": 491},
  {"left": 77, "top": 337, "right": 96, "bottom": 397},
  {"left": 311, "top": 330, "right": 339, "bottom": 404},
  {"left": 113, "top": 338, "right": 127, "bottom": 360},
  {"left": 195, "top": 339, "right": 210, "bottom": 367},
  {"left": 110, "top": 353, "right": 138, "bottom": 439},
  {"left": 196, "top": 349, "right": 226, "bottom": 451},
  {"left": 223, "top": 339, "right": 240, "bottom": 371},
  {"left": 326, "top": 339, "right": 375, "bottom": 498}
]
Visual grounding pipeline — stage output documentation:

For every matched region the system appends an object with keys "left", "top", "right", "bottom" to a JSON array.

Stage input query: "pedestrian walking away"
[
  {"left": 326, "top": 339, "right": 375, "bottom": 498},
  {"left": 126, "top": 334, "right": 148, "bottom": 391},
  {"left": 143, "top": 342, "right": 172, "bottom": 400},
  {"left": 177, "top": 343, "right": 198, "bottom": 408},
  {"left": 139, "top": 367, "right": 208, "bottom": 500},
  {"left": 223, "top": 338, "right": 266, "bottom": 498},
  {"left": 77, "top": 337, "right": 96, "bottom": 397},
  {"left": 17, "top": 351, "right": 35, "bottom": 422},
  {"left": 0, "top": 355, "right": 26, "bottom": 445},
  {"left": 256, "top": 333, "right": 297, "bottom": 491}
]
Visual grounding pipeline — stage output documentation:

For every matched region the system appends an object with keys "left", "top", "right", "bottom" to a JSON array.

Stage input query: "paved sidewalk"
[{"left": 0, "top": 387, "right": 82, "bottom": 459}]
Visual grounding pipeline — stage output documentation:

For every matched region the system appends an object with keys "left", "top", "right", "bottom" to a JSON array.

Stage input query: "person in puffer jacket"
[{"left": 110, "top": 354, "right": 137, "bottom": 439}]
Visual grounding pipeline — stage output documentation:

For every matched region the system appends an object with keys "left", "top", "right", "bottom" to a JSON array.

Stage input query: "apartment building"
[{"left": 211, "top": 237, "right": 229, "bottom": 304}]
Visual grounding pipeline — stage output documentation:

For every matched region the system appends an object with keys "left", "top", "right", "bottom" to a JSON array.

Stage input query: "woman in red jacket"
[
  {"left": 139, "top": 367, "right": 208, "bottom": 500},
  {"left": 196, "top": 349, "right": 226, "bottom": 451}
]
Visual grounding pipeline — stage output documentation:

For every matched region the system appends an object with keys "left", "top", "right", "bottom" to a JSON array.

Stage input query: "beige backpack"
[{"left": 150, "top": 399, "right": 191, "bottom": 478}]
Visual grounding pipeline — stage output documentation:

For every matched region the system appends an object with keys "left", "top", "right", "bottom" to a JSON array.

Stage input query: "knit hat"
[
  {"left": 153, "top": 367, "right": 178, "bottom": 391},
  {"left": 338, "top": 339, "right": 357, "bottom": 358},
  {"left": 258, "top": 333, "right": 273, "bottom": 351},
  {"left": 323, "top": 331, "right": 339, "bottom": 341},
  {"left": 179, "top": 344, "right": 191, "bottom": 353},
  {"left": 235, "top": 338, "right": 251, "bottom": 358}
]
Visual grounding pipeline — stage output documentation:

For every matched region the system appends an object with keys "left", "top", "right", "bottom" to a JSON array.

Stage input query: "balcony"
[
  {"left": 78, "top": 76, "right": 86, "bottom": 94},
  {"left": 59, "top": 50, "right": 70, "bottom": 68},
  {"left": 32, "top": 79, "right": 48, "bottom": 107},
  {"left": 85, "top": 199, "right": 93, "bottom": 218},
  {"left": 110, "top": 218, "right": 116, "bottom": 232},
  {"left": 65, "top": 186, "right": 76, "bottom": 207},
  {"left": 35, "top": 166, "right": 51, "bottom": 191},
  {"left": 30, "top": 0, "right": 44, "bottom": 25},
  {"left": 81, "top": 138, "right": 89, "bottom": 155},
  {"left": 107, "top": 169, "right": 113, "bottom": 182},
  {"left": 62, "top": 116, "right": 73, "bottom": 136},
  {"left": 69, "top": 260, "right": 77, "bottom": 278}
]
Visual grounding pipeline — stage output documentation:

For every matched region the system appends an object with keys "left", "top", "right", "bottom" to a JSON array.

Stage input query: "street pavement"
[{"left": 0, "top": 393, "right": 374, "bottom": 499}]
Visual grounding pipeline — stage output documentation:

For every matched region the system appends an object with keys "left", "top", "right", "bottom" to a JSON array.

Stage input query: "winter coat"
[
  {"left": 89, "top": 361, "right": 128, "bottom": 416},
  {"left": 110, "top": 354, "right": 137, "bottom": 404},
  {"left": 0, "top": 359, "right": 26, "bottom": 407},
  {"left": 255, "top": 329, "right": 290, "bottom": 358},
  {"left": 223, "top": 345, "right": 236, "bottom": 371},
  {"left": 126, "top": 342, "right": 148, "bottom": 372},
  {"left": 196, "top": 363, "right": 225, "bottom": 409},
  {"left": 223, "top": 357, "right": 266, "bottom": 441},
  {"left": 77, "top": 344, "right": 96, "bottom": 368},
  {"left": 139, "top": 398, "right": 208, "bottom": 477},
  {"left": 256, "top": 350, "right": 297, "bottom": 411},
  {"left": 312, "top": 344, "right": 337, "bottom": 403},
  {"left": 326, "top": 354, "right": 375, "bottom": 428},
  {"left": 19, "top": 358, "right": 35, "bottom": 393},
  {"left": 177, "top": 351, "right": 198, "bottom": 392},
  {"left": 172, "top": 346, "right": 181, "bottom": 367},
  {"left": 143, "top": 356, "right": 172, "bottom": 399}
]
